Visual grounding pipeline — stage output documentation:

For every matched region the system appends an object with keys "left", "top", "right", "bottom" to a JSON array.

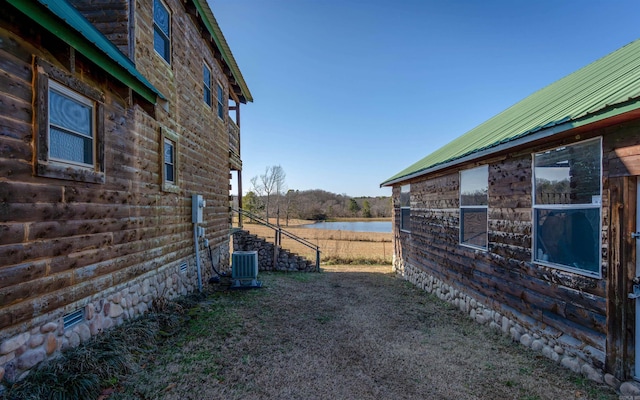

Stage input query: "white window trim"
[
  {"left": 48, "top": 80, "right": 96, "bottom": 169},
  {"left": 34, "top": 57, "right": 105, "bottom": 184},
  {"left": 459, "top": 205, "right": 489, "bottom": 250},
  {"left": 459, "top": 165, "right": 489, "bottom": 251},
  {"left": 531, "top": 137, "right": 603, "bottom": 278},
  {"left": 161, "top": 127, "right": 179, "bottom": 193},
  {"left": 203, "top": 63, "right": 212, "bottom": 107},
  {"left": 153, "top": 0, "right": 171, "bottom": 64},
  {"left": 164, "top": 138, "right": 175, "bottom": 183},
  {"left": 216, "top": 83, "right": 224, "bottom": 120},
  {"left": 400, "top": 184, "right": 410, "bottom": 233}
]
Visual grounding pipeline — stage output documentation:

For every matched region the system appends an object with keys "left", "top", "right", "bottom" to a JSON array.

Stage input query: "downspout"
[
  {"left": 236, "top": 102, "right": 243, "bottom": 228},
  {"left": 193, "top": 225, "right": 203, "bottom": 292},
  {"left": 238, "top": 170, "right": 243, "bottom": 228}
]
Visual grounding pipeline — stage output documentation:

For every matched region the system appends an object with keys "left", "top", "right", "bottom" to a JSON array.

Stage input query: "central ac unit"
[{"left": 231, "top": 251, "right": 261, "bottom": 288}]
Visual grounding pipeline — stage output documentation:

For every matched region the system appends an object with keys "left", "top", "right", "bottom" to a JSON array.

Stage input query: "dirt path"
[{"left": 124, "top": 265, "right": 616, "bottom": 400}]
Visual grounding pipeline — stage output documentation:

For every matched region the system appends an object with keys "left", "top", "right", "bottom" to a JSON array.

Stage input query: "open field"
[
  {"left": 5, "top": 265, "right": 616, "bottom": 399},
  {"left": 238, "top": 220, "right": 393, "bottom": 264}
]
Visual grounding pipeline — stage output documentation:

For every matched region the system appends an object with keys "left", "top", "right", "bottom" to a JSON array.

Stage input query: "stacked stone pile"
[{"left": 233, "top": 230, "right": 316, "bottom": 272}]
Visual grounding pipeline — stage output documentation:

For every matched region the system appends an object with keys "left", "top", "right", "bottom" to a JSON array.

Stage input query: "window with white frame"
[
  {"left": 203, "top": 64, "right": 212, "bottom": 106},
  {"left": 35, "top": 57, "right": 104, "bottom": 183},
  {"left": 164, "top": 139, "right": 175, "bottom": 183},
  {"left": 49, "top": 81, "right": 95, "bottom": 167},
  {"left": 161, "top": 127, "right": 179, "bottom": 192},
  {"left": 153, "top": 0, "right": 171, "bottom": 63},
  {"left": 216, "top": 83, "right": 224, "bottom": 119},
  {"left": 533, "top": 138, "right": 602, "bottom": 277},
  {"left": 400, "top": 184, "right": 410, "bottom": 232},
  {"left": 460, "top": 165, "right": 488, "bottom": 249}
]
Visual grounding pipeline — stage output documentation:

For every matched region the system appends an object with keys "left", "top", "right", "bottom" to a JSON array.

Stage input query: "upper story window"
[
  {"left": 533, "top": 138, "right": 602, "bottom": 277},
  {"left": 35, "top": 57, "right": 105, "bottom": 183},
  {"left": 203, "top": 64, "right": 212, "bottom": 106},
  {"left": 400, "top": 184, "right": 410, "bottom": 232},
  {"left": 216, "top": 83, "right": 224, "bottom": 119},
  {"left": 153, "top": 0, "right": 171, "bottom": 64},
  {"left": 460, "top": 165, "right": 488, "bottom": 249}
]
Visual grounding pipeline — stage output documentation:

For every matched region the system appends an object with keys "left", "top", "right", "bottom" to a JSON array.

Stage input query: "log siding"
[
  {"left": 393, "top": 132, "right": 615, "bottom": 364},
  {"left": 393, "top": 120, "right": 640, "bottom": 381},
  {"left": 0, "top": 0, "right": 242, "bottom": 382}
]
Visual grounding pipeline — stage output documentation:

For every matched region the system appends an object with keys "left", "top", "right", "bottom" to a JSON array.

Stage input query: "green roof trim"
[
  {"left": 7, "top": 0, "right": 164, "bottom": 104},
  {"left": 193, "top": 0, "right": 253, "bottom": 103},
  {"left": 381, "top": 39, "right": 640, "bottom": 187}
]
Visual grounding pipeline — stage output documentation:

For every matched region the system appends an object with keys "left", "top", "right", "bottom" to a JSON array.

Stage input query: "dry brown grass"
[
  {"left": 112, "top": 265, "right": 616, "bottom": 400},
  {"left": 240, "top": 222, "right": 393, "bottom": 264}
]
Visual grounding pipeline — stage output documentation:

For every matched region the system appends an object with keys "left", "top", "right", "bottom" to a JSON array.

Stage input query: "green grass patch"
[
  {"left": 269, "top": 271, "right": 322, "bottom": 282},
  {"left": 186, "top": 302, "right": 243, "bottom": 340},
  {"left": 322, "top": 257, "right": 392, "bottom": 265},
  {"left": 314, "top": 314, "right": 333, "bottom": 324}
]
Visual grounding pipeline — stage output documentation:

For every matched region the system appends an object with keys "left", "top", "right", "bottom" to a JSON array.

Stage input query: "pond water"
[{"left": 299, "top": 221, "right": 392, "bottom": 233}]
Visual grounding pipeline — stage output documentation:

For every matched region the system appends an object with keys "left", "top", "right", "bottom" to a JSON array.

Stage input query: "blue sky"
[{"left": 211, "top": 0, "right": 640, "bottom": 198}]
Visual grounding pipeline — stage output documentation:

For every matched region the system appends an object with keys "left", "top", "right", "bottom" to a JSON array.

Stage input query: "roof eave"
[
  {"left": 381, "top": 97, "right": 640, "bottom": 187},
  {"left": 381, "top": 121, "right": 574, "bottom": 187},
  {"left": 8, "top": 0, "right": 163, "bottom": 104},
  {"left": 192, "top": 0, "right": 253, "bottom": 103}
]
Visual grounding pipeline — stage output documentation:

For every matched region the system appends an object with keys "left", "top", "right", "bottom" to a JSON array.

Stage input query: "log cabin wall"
[
  {"left": 0, "top": 0, "right": 235, "bottom": 382},
  {"left": 132, "top": 0, "right": 232, "bottom": 254},
  {"left": 393, "top": 129, "right": 620, "bottom": 377},
  {"left": 391, "top": 185, "right": 404, "bottom": 274},
  {"left": 603, "top": 119, "right": 640, "bottom": 379},
  {"left": 67, "top": 0, "right": 133, "bottom": 58}
]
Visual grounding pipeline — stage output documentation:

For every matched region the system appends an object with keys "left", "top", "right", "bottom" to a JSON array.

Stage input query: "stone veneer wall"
[
  {"left": 394, "top": 256, "right": 640, "bottom": 396},
  {"left": 0, "top": 242, "right": 227, "bottom": 385},
  {"left": 232, "top": 230, "right": 316, "bottom": 272}
]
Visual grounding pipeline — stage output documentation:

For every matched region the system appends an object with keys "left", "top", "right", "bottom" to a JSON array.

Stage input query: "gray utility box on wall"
[{"left": 231, "top": 251, "right": 261, "bottom": 289}]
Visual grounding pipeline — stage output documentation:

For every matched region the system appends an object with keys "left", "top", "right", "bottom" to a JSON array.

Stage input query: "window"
[
  {"left": 35, "top": 57, "right": 104, "bottom": 183},
  {"left": 49, "top": 81, "right": 94, "bottom": 166},
  {"left": 161, "top": 127, "right": 179, "bottom": 192},
  {"left": 460, "top": 165, "right": 488, "bottom": 249},
  {"left": 153, "top": 0, "right": 171, "bottom": 63},
  {"left": 216, "top": 83, "right": 224, "bottom": 119},
  {"left": 164, "top": 139, "right": 175, "bottom": 183},
  {"left": 533, "top": 138, "right": 602, "bottom": 277},
  {"left": 203, "top": 64, "right": 212, "bottom": 106},
  {"left": 400, "top": 184, "right": 410, "bottom": 232}
]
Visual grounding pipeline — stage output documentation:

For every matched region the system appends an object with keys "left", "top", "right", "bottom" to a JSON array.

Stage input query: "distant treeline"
[{"left": 236, "top": 189, "right": 391, "bottom": 221}]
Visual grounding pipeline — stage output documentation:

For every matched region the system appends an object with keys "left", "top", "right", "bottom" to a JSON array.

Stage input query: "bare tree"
[
  {"left": 284, "top": 189, "right": 297, "bottom": 226},
  {"left": 273, "top": 166, "right": 287, "bottom": 225},
  {"left": 251, "top": 165, "right": 286, "bottom": 222}
]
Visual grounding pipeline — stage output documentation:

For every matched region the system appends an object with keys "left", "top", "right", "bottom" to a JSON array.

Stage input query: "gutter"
[{"left": 192, "top": 0, "right": 253, "bottom": 103}]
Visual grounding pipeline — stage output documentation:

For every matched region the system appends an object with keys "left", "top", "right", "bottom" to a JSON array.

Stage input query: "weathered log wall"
[
  {"left": 68, "top": 0, "right": 132, "bottom": 58},
  {"left": 394, "top": 120, "right": 640, "bottom": 380},
  {"left": 0, "top": 0, "right": 236, "bottom": 381}
]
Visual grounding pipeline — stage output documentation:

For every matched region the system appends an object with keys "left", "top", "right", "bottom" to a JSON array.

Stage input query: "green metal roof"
[
  {"left": 7, "top": 0, "right": 164, "bottom": 104},
  {"left": 382, "top": 39, "right": 640, "bottom": 187},
  {"left": 194, "top": 0, "right": 253, "bottom": 103}
]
